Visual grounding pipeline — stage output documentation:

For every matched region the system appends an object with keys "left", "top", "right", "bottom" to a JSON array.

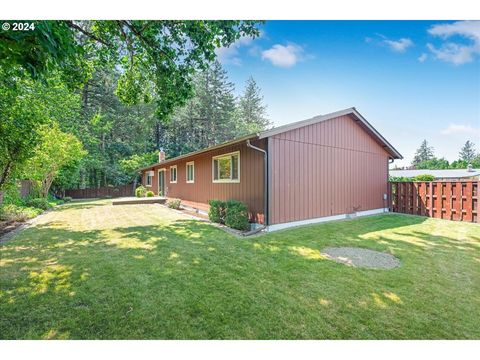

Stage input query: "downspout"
[
  {"left": 387, "top": 157, "right": 394, "bottom": 212},
  {"left": 246, "top": 139, "right": 268, "bottom": 234}
]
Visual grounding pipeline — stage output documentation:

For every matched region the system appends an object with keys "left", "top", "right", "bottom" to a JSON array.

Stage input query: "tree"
[
  {"left": 25, "top": 124, "right": 86, "bottom": 198},
  {"left": 450, "top": 159, "right": 469, "bottom": 169},
  {"left": 152, "top": 62, "right": 271, "bottom": 159},
  {"left": 156, "top": 61, "right": 238, "bottom": 157},
  {"left": 0, "top": 20, "right": 262, "bottom": 118},
  {"left": 0, "top": 68, "right": 80, "bottom": 191},
  {"left": 119, "top": 152, "right": 158, "bottom": 190},
  {"left": 412, "top": 140, "right": 435, "bottom": 166},
  {"left": 237, "top": 76, "right": 270, "bottom": 134},
  {"left": 416, "top": 157, "right": 450, "bottom": 170},
  {"left": 459, "top": 140, "right": 477, "bottom": 163}
]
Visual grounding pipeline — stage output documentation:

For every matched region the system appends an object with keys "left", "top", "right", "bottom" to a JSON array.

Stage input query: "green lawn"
[{"left": 1, "top": 199, "right": 479, "bottom": 339}]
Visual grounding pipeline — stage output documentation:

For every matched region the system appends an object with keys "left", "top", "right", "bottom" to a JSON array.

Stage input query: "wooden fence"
[
  {"left": 389, "top": 181, "right": 479, "bottom": 223},
  {"left": 65, "top": 184, "right": 134, "bottom": 199},
  {"left": 0, "top": 180, "right": 34, "bottom": 205}
]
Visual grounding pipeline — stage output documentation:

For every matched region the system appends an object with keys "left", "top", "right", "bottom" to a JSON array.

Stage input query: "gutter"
[
  {"left": 246, "top": 139, "right": 268, "bottom": 229},
  {"left": 137, "top": 133, "right": 258, "bottom": 172}
]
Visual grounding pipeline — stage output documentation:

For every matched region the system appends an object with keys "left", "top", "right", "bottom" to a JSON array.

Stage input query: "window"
[
  {"left": 186, "top": 161, "right": 194, "bottom": 183},
  {"left": 212, "top": 151, "right": 240, "bottom": 183},
  {"left": 170, "top": 165, "right": 177, "bottom": 183},
  {"left": 146, "top": 171, "right": 153, "bottom": 187}
]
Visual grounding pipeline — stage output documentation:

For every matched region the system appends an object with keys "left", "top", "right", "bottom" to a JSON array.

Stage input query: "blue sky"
[{"left": 216, "top": 20, "right": 480, "bottom": 167}]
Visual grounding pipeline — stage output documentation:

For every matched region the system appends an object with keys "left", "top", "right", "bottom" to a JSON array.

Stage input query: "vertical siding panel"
[
  {"left": 152, "top": 114, "right": 392, "bottom": 226},
  {"left": 145, "top": 140, "right": 267, "bottom": 223}
]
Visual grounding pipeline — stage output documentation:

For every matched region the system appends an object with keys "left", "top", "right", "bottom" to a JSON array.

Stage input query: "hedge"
[{"left": 208, "top": 199, "right": 250, "bottom": 231}]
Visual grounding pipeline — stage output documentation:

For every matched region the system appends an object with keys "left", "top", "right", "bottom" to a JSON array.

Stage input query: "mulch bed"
[{"left": 0, "top": 220, "right": 24, "bottom": 238}]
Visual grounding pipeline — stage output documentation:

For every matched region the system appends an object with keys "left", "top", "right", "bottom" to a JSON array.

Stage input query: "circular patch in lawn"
[{"left": 321, "top": 247, "right": 401, "bottom": 269}]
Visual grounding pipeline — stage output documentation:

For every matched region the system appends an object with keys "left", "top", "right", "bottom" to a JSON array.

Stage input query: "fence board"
[
  {"left": 65, "top": 184, "right": 134, "bottom": 199},
  {"left": 389, "top": 180, "right": 479, "bottom": 223}
]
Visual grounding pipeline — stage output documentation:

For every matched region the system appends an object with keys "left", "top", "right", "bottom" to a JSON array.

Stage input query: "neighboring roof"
[
  {"left": 139, "top": 107, "right": 402, "bottom": 172},
  {"left": 258, "top": 107, "right": 403, "bottom": 159},
  {"left": 389, "top": 169, "right": 480, "bottom": 179}
]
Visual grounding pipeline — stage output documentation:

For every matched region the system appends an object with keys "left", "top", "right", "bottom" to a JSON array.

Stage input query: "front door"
[{"left": 158, "top": 169, "right": 165, "bottom": 196}]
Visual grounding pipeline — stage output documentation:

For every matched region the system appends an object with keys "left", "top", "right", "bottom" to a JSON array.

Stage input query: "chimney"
[
  {"left": 467, "top": 164, "right": 474, "bottom": 172},
  {"left": 159, "top": 149, "right": 165, "bottom": 163}
]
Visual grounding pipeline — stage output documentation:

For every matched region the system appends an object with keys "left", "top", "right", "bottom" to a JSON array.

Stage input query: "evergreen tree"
[
  {"left": 412, "top": 140, "right": 435, "bottom": 166},
  {"left": 159, "top": 61, "right": 247, "bottom": 158},
  {"left": 459, "top": 140, "right": 477, "bottom": 163},
  {"left": 237, "top": 76, "right": 270, "bottom": 135}
]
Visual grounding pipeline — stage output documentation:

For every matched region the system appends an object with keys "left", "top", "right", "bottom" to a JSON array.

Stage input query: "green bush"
[
  {"left": 0, "top": 204, "right": 43, "bottom": 222},
  {"left": 25, "top": 198, "right": 52, "bottom": 210},
  {"left": 167, "top": 198, "right": 181, "bottom": 210},
  {"left": 413, "top": 174, "right": 436, "bottom": 181},
  {"left": 2, "top": 185, "right": 25, "bottom": 206},
  {"left": 135, "top": 185, "right": 147, "bottom": 197},
  {"left": 224, "top": 200, "right": 250, "bottom": 231},
  {"left": 389, "top": 174, "right": 436, "bottom": 182},
  {"left": 208, "top": 199, "right": 226, "bottom": 224},
  {"left": 389, "top": 176, "right": 412, "bottom": 182},
  {"left": 63, "top": 196, "right": 72, "bottom": 203},
  {"left": 146, "top": 191, "right": 155, "bottom": 197}
]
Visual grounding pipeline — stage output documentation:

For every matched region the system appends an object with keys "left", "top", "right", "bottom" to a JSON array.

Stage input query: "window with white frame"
[
  {"left": 186, "top": 161, "right": 194, "bottom": 183},
  {"left": 146, "top": 171, "right": 154, "bottom": 187},
  {"left": 212, "top": 151, "right": 240, "bottom": 183},
  {"left": 170, "top": 165, "right": 177, "bottom": 183}
]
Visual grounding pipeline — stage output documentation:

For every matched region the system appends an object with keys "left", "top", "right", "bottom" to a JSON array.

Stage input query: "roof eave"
[
  {"left": 137, "top": 133, "right": 259, "bottom": 172},
  {"left": 258, "top": 107, "right": 403, "bottom": 160}
]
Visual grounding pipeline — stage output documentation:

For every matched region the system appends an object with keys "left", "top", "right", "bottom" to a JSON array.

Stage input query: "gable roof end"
[{"left": 258, "top": 107, "right": 403, "bottom": 159}]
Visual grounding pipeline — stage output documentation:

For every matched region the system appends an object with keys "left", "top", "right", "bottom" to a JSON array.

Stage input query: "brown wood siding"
[
  {"left": 269, "top": 114, "right": 390, "bottom": 225},
  {"left": 142, "top": 139, "right": 266, "bottom": 223}
]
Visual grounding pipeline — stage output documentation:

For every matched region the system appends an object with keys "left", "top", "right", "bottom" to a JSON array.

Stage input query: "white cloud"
[
  {"left": 215, "top": 36, "right": 255, "bottom": 66},
  {"left": 418, "top": 53, "right": 428, "bottom": 62},
  {"left": 383, "top": 38, "right": 414, "bottom": 53},
  {"left": 426, "top": 20, "right": 480, "bottom": 65},
  {"left": 441, "top": 124, "right": 480, "bottom": 137},
  {"left": 428, "top": 20, "right": 480, "bottom": 41},
  {"left": 367, "top": 34, "right": 413, "bottom": 53},
  {"left": 261, "top": 43, "right": 304, "bottom": 68}
]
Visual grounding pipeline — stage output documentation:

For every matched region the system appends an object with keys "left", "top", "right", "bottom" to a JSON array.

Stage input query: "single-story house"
[
  {"left": 139, "top": 107, "right": 402, "bottom": 231},
  {"left": 389, "top": 168, "right": 480, "bottom": 181}
]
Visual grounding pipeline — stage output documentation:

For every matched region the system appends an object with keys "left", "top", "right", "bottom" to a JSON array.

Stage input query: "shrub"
[
  {"left": 413, "top": 174, "right": 436, "bottom": 182},
  {"left": 146, "top": 191, "right": 155, "bottom": 197},
  {"left": 25, "top": 198, "right": 52, "bottom": 210},
  {"left": 208, "top": 199, "right": 226, "bottom": 224},
  {"left": 0, "top": 204, "right": 42, "bottom": 222},
  {"left": 389, "top": 176, "right": 412, "bottom": 182},
  {"left": 224, "top": 200, "right": 250, "bottom": 231},
  {"left": 1, "top": 185, "right": 25, "bottom": 206},
  {"left": 135, "top": 185, "right": 147, "bottom": 197},
  {"left": 63, "top": 196, "right": 72, "bottom": 203},
  {"left": 167, "top": 198, "right": 181, "bottom": 210}
]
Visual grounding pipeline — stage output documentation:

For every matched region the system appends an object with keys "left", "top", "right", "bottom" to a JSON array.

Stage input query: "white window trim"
[
  {"left": 145, "top": 171, "right": 153, "bottom": 187},
  {"left": 170, "top": 165, "right": 177, "bottom": 183},
  {"left": 186, "top": 161, "right": 195, "bottom": 183},
  {"left": 212, "top": 151, "right": 240, "bottom": 183},
  {"left": 158, "top": 168, "right": 166, "bottom": 195}
]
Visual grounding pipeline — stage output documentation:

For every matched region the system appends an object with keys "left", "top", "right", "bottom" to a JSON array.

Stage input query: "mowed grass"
[{"left": 1, "top": 199, "right": 479, "bottom": 339}]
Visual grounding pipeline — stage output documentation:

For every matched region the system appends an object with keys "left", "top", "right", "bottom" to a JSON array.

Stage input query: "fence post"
[
  {"left": 428, "top": 182, "right": 433, "bottom": 218},
  {"left": 477, "top": 181, "right": 480, "bottom": 224}
]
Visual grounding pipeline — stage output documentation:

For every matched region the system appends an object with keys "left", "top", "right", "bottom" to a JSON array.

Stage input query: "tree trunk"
[
  {"left": 0, "top": 160, "right": 13, "bottom": 190},
  {"left": 155, "top": 121, "right": 160, "bottom": 150},
  {"left": 82, "top": 82, "right": 89, "bottom": 111}
]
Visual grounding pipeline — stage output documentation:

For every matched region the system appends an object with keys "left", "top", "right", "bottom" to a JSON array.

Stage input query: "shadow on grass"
[
  {"left": 1, "top": 213, "right": 479, "bottom": 339},
  {"left": 248, "top": 214, "right": 479, "bottom": 265}
]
